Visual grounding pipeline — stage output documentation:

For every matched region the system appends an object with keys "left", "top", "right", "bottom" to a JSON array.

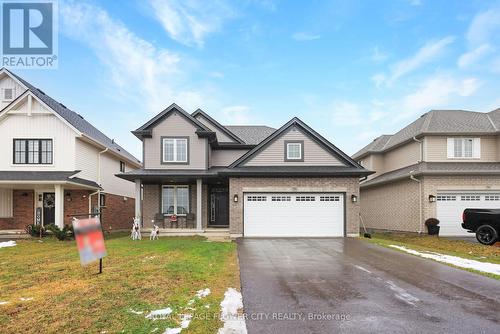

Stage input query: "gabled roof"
[
  {"left": 0, "top": 68, "right": 141, "bottom": 166},
  {"left": 192, "top": 109, "right": 245, "bottom": 144},
  {"left": 133, "top": 103, "right": 212, "bottom": 139},
  {"left": 352, "top": 109, "right": 500, "bottom": 160},
  {"left": 0, "top": 170, "right": 100, "bottom": 189},
  {"left": 224, "top": 125, "right": 276, "bottom": 145},
  {"left": 229, "top": 117, "right": 367, "bottom": 170}
]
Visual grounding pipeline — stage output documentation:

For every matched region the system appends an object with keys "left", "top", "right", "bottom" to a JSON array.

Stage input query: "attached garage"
[
  {"left": 437, "top": 192, "right": 500, "bottom": 236},
  {"left": 243, "top": 192, "right": 345, "bottom": 237}
]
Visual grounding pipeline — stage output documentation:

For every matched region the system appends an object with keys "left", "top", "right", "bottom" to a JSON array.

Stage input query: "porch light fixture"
[
  {"left": 65, "top": 192, "right": 72, "bottom": 202},
  {"left": 351, "top": 194, "right": 358, "bottom": 203},
  {"left": 429, "top": 195, "right": 436, "bottom": 203},
  {"left": 233, "top": 194, "right": 239, "bottom": 203}
]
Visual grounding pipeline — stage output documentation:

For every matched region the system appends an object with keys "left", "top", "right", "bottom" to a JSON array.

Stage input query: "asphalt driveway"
[{"left": 238, "top": 238, "right": 500, "bottom": 334}]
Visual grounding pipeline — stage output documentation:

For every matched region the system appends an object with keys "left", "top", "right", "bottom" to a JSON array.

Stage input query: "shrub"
[
  {"left": 45, "top": 224, "right": 74, "bottom": 241},
  {"left": 25, "top": 224, "right": 47, "bottom": 237},
  {"left": 425, "top": 218, "right": 440, "bottom": 227}
]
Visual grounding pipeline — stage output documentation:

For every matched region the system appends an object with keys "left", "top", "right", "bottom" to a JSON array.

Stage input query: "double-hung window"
[
  {"left": 447, "top": 138, "right": 479, "bottom": 159},
  {"left": 285, "top": 141, "right": 303, "bottom": 161},
  {"left": 162, "top": 186, "right": 189, "bottom": 215},
  {"left": 162, "top": 137, "right": 188, "bottom": 163},
  {"left": 13, "top": 139, "right": 53, "bottom": 164}
]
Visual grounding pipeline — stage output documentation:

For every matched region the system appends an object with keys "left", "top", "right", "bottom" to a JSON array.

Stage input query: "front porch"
[{"left": 135, "top": 174, "right": 230, "bottom": 233}]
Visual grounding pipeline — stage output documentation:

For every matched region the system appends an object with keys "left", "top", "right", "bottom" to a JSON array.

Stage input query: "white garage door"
[
  {"left": 437, "top": 193, "right": 500, "bottom": 236},
  {"left": 244, "top": 193, "right": 344, "bottom": 237}
]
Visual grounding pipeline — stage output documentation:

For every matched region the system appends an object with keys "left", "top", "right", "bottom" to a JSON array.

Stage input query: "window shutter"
[
  {"left": 473, "top": 138, "right": 481, "bottom": 159},
  {"left": 446, "top": 138, "right": 454, "bottom": 158}
]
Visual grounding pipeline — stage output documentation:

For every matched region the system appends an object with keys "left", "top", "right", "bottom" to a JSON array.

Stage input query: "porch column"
[
  {"left": 54, "top": 184, "right": 64, "bottom": 228},
  {"left": 196, "top": 178, "right": 202, "bottom": 230},
  {"left": 135, "top": 179, "right": 141, "bottom": 221}
]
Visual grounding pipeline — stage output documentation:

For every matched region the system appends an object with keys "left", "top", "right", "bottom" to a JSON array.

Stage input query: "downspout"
[
  {"left": 88, "top": 148, "right": 108, "bottom": 215},
  {"left": 409, "top": 172, "right": 424, "bottom": 234}
]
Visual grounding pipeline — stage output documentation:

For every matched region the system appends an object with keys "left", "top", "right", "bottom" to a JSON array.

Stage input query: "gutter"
[{"left": 409, "top": 172, "right": 424, "bottom": 234}]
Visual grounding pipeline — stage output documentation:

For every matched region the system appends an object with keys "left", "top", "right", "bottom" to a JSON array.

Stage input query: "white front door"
[
  {"left": 437, "top": 193, "right": 500, "bottom": 236},
  {"left": 243, "top": 193, "right": 345, "bottom": 237}
]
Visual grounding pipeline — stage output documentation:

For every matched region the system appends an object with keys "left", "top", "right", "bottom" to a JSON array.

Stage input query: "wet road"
[{"left": 237, "top": 238, "right": 500, "bottom": 334}]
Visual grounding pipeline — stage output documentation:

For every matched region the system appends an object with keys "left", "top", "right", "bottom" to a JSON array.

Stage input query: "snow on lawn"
[
  {"left": 195, "top": 288, "right": 211, "bottom": 298},
  {"left": 145, "top": 307, "right": 173, "bottom": 320},
  {"left": 218, "top": 288, "right": 247, "bottom": 334},
  {"left": 389, "top": 245, "right": 500, "bottom": 276},
  {"left": 0, "top": 241, "right": 16, "bottom": 248}
]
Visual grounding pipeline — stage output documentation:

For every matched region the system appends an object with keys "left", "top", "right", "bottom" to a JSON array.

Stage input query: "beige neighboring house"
[
  {"left": 353, "top": 108, "right": 500, "bottom": 236},
  {"left": 0, "top": 68, "right": 141, "bottom": 232},
  {"left": 118, "top": 104, "right": 371, "bottom": 238}
]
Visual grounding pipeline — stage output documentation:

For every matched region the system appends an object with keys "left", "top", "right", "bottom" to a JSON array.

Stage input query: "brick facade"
[
  {"left": 0, "top": 190, "right": 34, "bottom": 229},
  {"left": 360, "top": 179, "right": 421, "bottom": 233},
  {"left": 228, "top": 177, "right": 361, "bottom": 236},
  {"left": 360, "top": 175, "right": 500, "bottom": 233},
  {"left": 99, "top": 193, "right": 135, "bottom": 231}
]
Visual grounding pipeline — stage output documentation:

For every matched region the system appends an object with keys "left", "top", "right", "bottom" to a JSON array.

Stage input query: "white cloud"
[
  {"left": 60, "top": 0, "right": 208, "bottom": 113},
  {"left": 331, "top": 101, "right": 389, "bottom": 127},
  {"left": 492, "top": 57, "right": 500, "bottom": 73},
  {"left": 466, "top": 8, "right": 500, "bottom": 46},
  {"left": 220, "top": 105, "right": 251, "bottom": 124},
  {"left": 371, "top": 46, "right": 389, "bottom": 63},
  {"left": 291, "top": 32, "right": 321, "bottom": 41},
  {"left": 458, "top": 43, "right": 494, "bottom": 68},
  {"left": 149, "top": 0, "right": 235, "bottom": 47},
  {"left": 409, "top": 0, "right": 423, "bottom": 6},
  {"left": 374, "top": 36, "right": 455, "bottom": 86}
]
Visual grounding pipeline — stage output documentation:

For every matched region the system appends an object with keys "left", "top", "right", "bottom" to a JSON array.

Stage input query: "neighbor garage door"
[
  {"left": 243, "top": 193, "right": 344, "bottom": 237},
  {"left": 437, "top": 193, "right": 500, "bottom": 236}
]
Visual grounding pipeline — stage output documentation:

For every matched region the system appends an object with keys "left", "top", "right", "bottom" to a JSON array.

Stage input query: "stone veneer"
[{"left": 228, "top": 177, "right": 361, "bottom": 236}]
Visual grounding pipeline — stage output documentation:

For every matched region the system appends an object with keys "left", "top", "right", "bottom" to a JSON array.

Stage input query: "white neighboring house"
[{"left": 0, "top": 68, "right": 141, "bottom": 231}]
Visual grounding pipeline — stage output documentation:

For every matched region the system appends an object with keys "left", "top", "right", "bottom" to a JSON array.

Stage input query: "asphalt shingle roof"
[
  {"left": 224, "top": 125, "right": 276, "bottom": 145},
  {"left": 0, "top": 171, "right": 100, "bottom": 188},
  {"left": 5, "top": 69, "right": 140, "bottom": 165},
  {"left": 353, "top": 109, "right": 500, "bottom": 160}
]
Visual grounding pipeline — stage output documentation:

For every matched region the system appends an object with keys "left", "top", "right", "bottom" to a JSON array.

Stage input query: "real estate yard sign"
[{"left": 72, "top": 217, "right": 106, "bottom": 266}]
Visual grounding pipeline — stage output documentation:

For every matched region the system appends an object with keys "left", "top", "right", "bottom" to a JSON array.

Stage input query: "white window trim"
[
  {"left": 162, "top": 138, "right": 188, "bottom": 163},
  {"left": 286, "top": 143, "right": 302, "bottom": 160},
  {"left": 447, "top": 137, "right": 480, "bottom": 159},
  {"left": 161, "top": 185, "right": 189, "bottom": 216}
]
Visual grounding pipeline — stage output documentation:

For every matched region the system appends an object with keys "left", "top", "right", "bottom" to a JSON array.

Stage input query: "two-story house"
[
  {"left": 0, "top": 68, "right": 141, "bottom": 231},
  {"left": 119, "top": 104, "right": 371, "bottom": 238},
  {"left": 353, "top": 109, "right": 500, "bottom": 236}
]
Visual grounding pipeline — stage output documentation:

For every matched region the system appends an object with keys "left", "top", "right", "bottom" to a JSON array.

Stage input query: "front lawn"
[
  {"left": 0, "top": 234, "right": 239, "bottom": 333},
  {"left": 364, "top": 233, "right": 500, "bottom": 279}
]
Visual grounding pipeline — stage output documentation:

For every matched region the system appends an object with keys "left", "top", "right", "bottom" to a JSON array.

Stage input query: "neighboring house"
[
  {"left": 353, "top": 109, "right": 500, "bottom": 236},
  {"left": 118, "top": 104, "right": 370, "bottom": 238},
  {"left": 0, "top": 68, "right": 141, "bottom": 231}
]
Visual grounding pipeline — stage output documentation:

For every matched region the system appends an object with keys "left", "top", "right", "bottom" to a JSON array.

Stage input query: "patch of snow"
[
  {"left": 129, "top": 309, "right": 144, "bottom": 315},
  {"left": 0, "top": 301, "right": 8, "bottom": 305},
  {"left": 145, "top": 307, "right": 173, "bottom": 320},
  {"left": 389, "top": 245, "right": 500, "bottom": 276},
  {"left": 0, "top": 241, "right": 16, "bottom": 248},
  {"left": 385, "top": 281, "right": 419, "bottom": 306},
  {"left": 204, "top": 304, "right": 210, "bottom": 309},
  {"left": 20, "top": 297, "right": 33, "bottom": 301},
  {"left": 163, "top": 328, "right": 181, "bottom": 334},
  {"left": 151, "top": 328, "right": 159, "bottom": 333},
  {"left": 196, "top": 288, "right": 211, "bottom": 298},
  {"left": 180, "top": 314, "right": 192, "bottom": 329},
  {"left": 218, "top": 288, "right": 247, "bottom": 334},
  {"left": 353, "top": 265, "right": 372, "bottom": 274}
]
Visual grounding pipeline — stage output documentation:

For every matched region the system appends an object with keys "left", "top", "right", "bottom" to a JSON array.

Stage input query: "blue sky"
[{"left": 16, "top": 0, "right": 500, "bottom": 159}]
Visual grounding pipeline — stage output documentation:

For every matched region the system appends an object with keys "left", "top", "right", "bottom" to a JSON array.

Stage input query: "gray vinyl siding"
[
  {"left": 143, "top": 112, "right": 208, "bottom": 169},
  {"left": 194, "top": 114, "right": 236, "bottom": 143},
  {"left": 210, "top": 149, "right": 248, "bottom": 167},
  {"left": 243, "top": 126, "right": 346, "bottom": 166}
]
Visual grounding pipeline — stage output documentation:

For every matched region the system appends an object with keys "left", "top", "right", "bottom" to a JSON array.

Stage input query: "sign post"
[{"left": 72, "top": 217, "right": 107, "bottom": 274}]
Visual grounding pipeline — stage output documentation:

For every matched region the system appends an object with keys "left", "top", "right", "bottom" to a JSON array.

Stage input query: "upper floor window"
[
  {"left": 162, "top": 137, "right": 188, "bottom": 163},
  {"left": 447, "top": 138, "right": 480, "bottom": 159},
  {"left": 119, "top": 161, "right": 125, "bottom": 173},
  {"left": 285, "top": 141, "right": 303, "bottom": 161},
  {"left": 13, "top": 139, "right": 53, "bottom": 164},
  {"left": 3, "top": 88, "right": 13, "bottom": 101}
]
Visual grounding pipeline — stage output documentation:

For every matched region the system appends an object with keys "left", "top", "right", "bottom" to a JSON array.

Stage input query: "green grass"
[
  {"left": 364, "top": 232, "right": 500, "bottom": 279},
  {"left": 0, "top": 233, "right": 240, "bottom": 333}
]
